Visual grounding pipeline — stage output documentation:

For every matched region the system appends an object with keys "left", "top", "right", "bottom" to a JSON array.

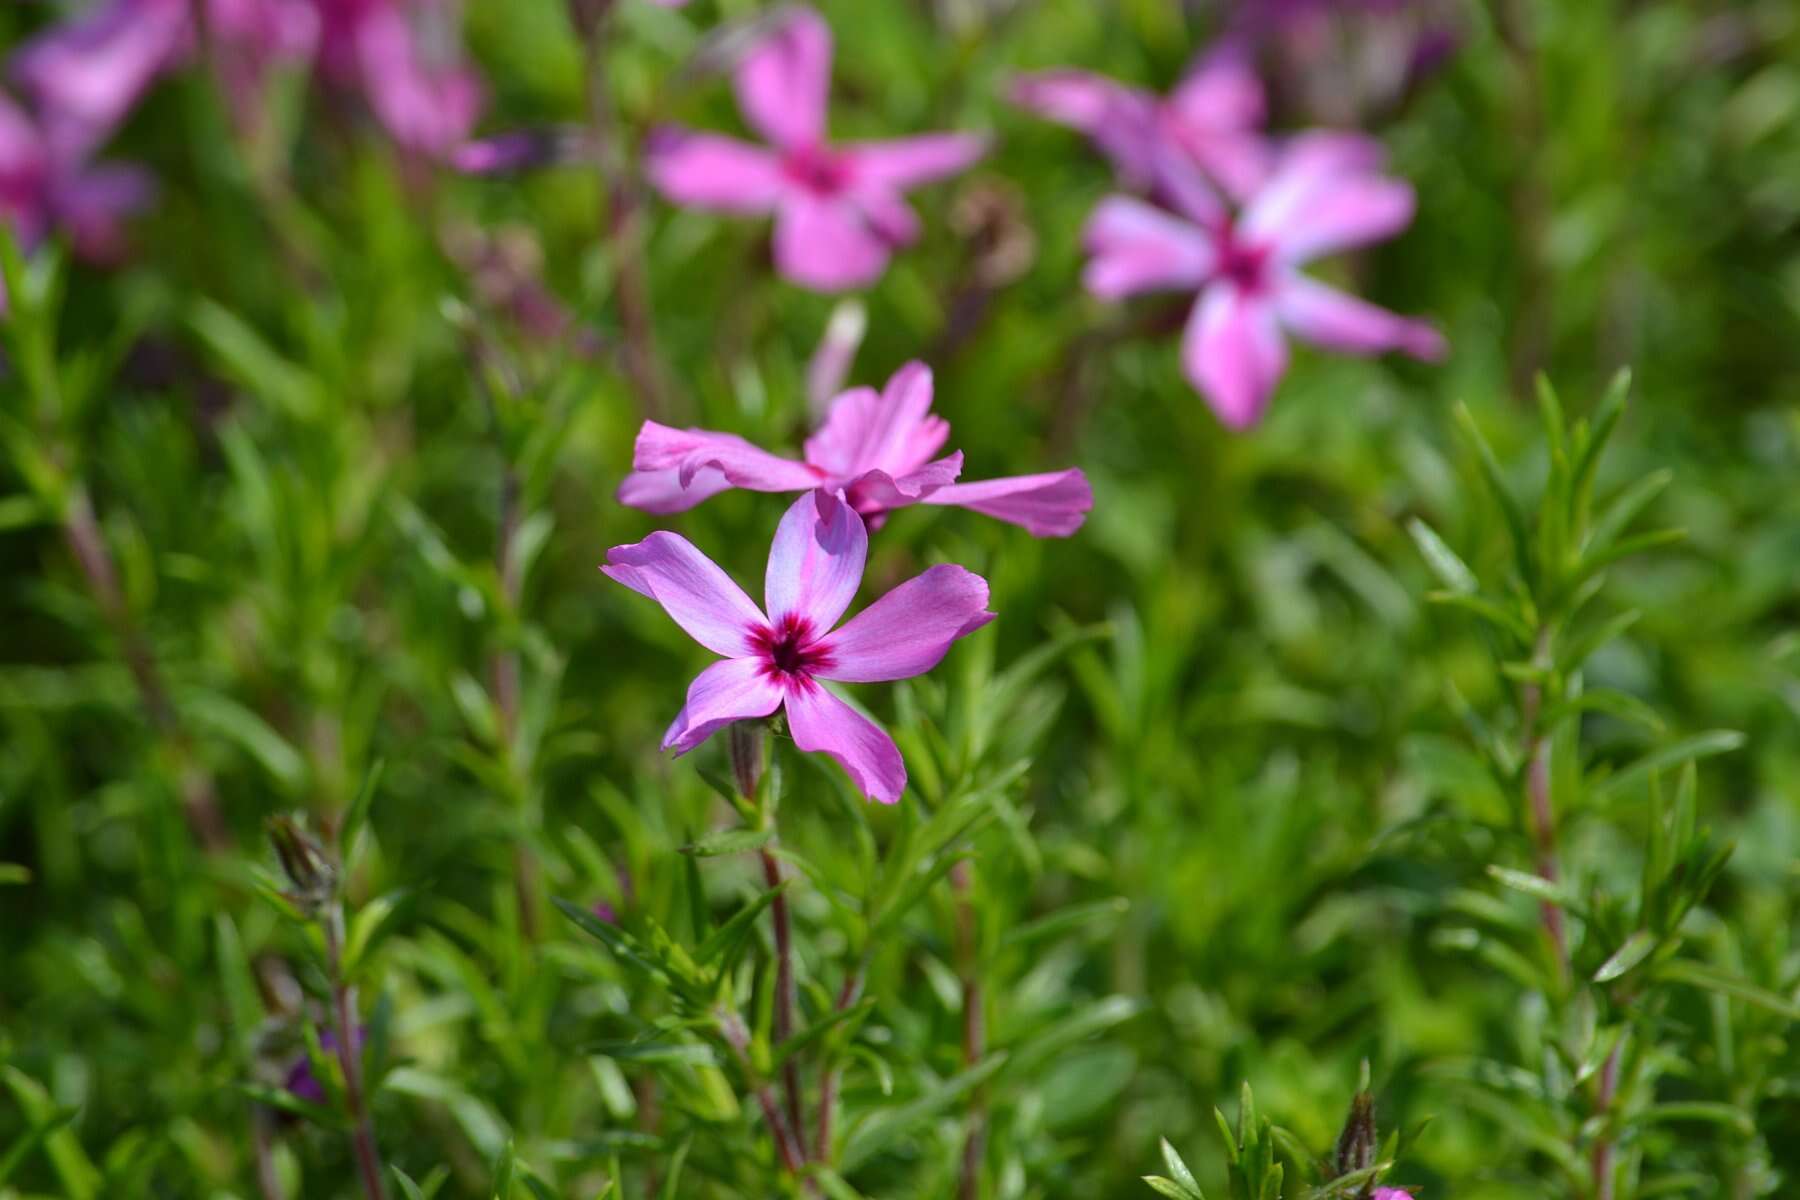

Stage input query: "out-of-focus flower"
[
  {"left": 603, "top": 489, "right": 993, "bottom": 803},
  {"left": 204, "top": 0, "right": 320, "bottom": 132},
  {"left": 1372, "top": 1190, "right": 1416, "bottom": 1200},
  {"left": 283, "top": 1025, "right": 364, "bottom": 1106},
  {"left": 1082, "top": 133, "right": 1444, "bottom": 428},
  {"left": 11, "top": 0, "right": 482, "bottom": 163},
  {"left": 9, "top": 0, "right": 190, "bottom": 159},
  {"left": 0, "top": 90, "right": 153, "bottom": 304},
  {"left": 1236, "top": 0, "right": 1460, "bottom": 123},
  {"left": 1010, "top": 48, "right": 1268, "bottom": 201},
  {"left": 619, "top": 361, "right": 1092, "bottom": 537},
  {"left": 450, "top": 126, "right": 588, "bottom": 176},
  {"left": 317, "top": 0, "right": 484, "bottom": 158},
  {"left": 645, "top": 6, "right": 985, "bottom": 292}
]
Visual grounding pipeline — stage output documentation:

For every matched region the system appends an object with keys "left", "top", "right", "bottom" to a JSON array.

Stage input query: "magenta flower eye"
[
  {"left": 602, "top": 490, "right": 994, "bottom": 803},
  {"left": 642, "top": 6, "right": 986, "bottom": 292},
  {"left": 617, "top": 360, "right": 1093, "bottom": 538}
]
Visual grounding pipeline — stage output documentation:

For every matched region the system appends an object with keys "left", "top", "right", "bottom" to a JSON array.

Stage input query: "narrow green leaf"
[
  {"left": 1593, "top": 731, "right": 1745, "bottom": 800},
  {"left": 695, "top": 881, "right": 788, "bottom": 968},
  {"left": 1656, "top": 961, "right": 1800, "bottom": 1021},
  {"left": 1161, "top": 1138, "right": 1204, "bottom": 1195},
  {"left": 1408, "top": 518, "right": 1478, "bottom": 594},
  {"left": 1594, "top": 930, "right": 1659, "bottom": 983},
  {"left": 1144, "top": 1177, "right": 1203, "bottom": 1200},
  {"left": 1, "top": 1066, "right": 99, "bottom": 1200}
]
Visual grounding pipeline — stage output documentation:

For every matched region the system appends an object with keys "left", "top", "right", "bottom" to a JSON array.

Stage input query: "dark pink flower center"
[
  {"left": 781, "top": 144, "right": 854, "bottom": 196},
  {"left": 750, "top": 612, "right": 834, "bottom": 684},
  {"left": 1213, "top": 223, "right": 1271, "bottom": 294}
]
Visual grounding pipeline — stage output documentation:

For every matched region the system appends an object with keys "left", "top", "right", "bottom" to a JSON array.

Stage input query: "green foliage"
[{"left": 4, "top": 2, "right": 1800, "bottom": 1199}]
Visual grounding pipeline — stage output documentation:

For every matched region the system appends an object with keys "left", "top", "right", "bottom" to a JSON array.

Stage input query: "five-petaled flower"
[
  {"left": 1082, "top": 132, "right": 1445, "bottom": 428},
  {"left": 645, "top": 6, "right": 985, "bottom": 292},
  {"left": 619, "top": 360, "right": 1092, "bottom": 537},
  {"left": 603, "top": 489, "right": 994, "bottom": 803}
]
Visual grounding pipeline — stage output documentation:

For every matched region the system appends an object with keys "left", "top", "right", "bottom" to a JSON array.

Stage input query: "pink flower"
[
  {"left": 603, "top": 490, "right": 994, "bottom": 803},
  {"left": 1010, "top": 48, "right": 1269, "bottom": 202},
  {"left": 0, "top": 89, "right": 153, "bottom": 293},
  {"left": 9, "top": 0, "right": 191, "bottom": 160},
  {"left": 618, "top": 361, "right": 1092, "bottom": 537},
  {"left": 645, "top": 6, "right": 986, "bottom": 292},
  {"left": 1372, "top": 1190, "right": 1415, "bottom": 1200},
  {"left": 1082, "top": 133, "right": 1445, "bottom": 428},
  {"left": 316, "top": 0, "right": 485, "bottom": 158}
]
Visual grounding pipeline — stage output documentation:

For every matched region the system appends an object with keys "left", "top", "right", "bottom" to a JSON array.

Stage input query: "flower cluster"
[{"left": 609, "top": 362, "right": 1090, "bottom": 802}]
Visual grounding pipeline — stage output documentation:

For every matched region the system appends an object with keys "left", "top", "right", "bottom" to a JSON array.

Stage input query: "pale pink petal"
[
  {"left": 853, "top": 187, "right": 920, "bottom": 247},
  {"left": 630, "top": 420, "right": 822, "bottom": 495},
  {"left": 919, "top": 468, "right": 1093, "bottom": 537},
  {"left": 1239, "top": 132, "right": 1406, "bottom": 261},
  {"left": 603, "top": 532, "right": 766, "bottom": 657},
  {"left": 815, "top": 564, "right": 993, "bottom": 683},
  {"left": 1274, "top": 274, "right": 1447, "bottom": 360},
  {"left": 1167, "top": 48, "right": 1265, "bottom": 135},
  {"left": 804, "top": 361, "right": 949, "bottom": 481},
  {"left": 765, "top": 490, "right": 866, "bottom": 630},
  {"left": 11, "top": 0, "right": 191, "bottom": 158},
  {"left": 1081, "top": 195, "right": 1217, "bottom": 299},
  {"left": 734, "top": 6, "right": 832, "bottom": 150},
  {"left": 846, "top": 452, "right": 962, "bottom": 513},
  {"left": 772, "top": 194, "right": 892, "bottom": 292},
  {"left": 615, "top": 466, "right": 737, "bottom": 514},
  {"left": 843, "top": 133, "right": 986, "bottom": 190},
  {"left": 783, "top": 682, "right": 906, "bottom": 803},
  {"left": 1256, "top": 174, "right": 1416, "bottom": 265},
  {"left": 1183, "top": 284, "right": 1288, "bottom": 429},
  {"left": 1146, "top": 143, "right": 1229, "bottom": 227},
  {"left": 805, "top": 299, "right": 866, "bottom": 420},
  {"left": 644, "top": 126, "right": 785, "bottom": 213},
  {"left": 1008, "top": 70, "right": 1160, "bottom": 186},
  {"left": 356, "top": 5, "right": 484, "bottom": 157},
  {"left": 662, "top": 657, "right": 783, "bottom": 754}
]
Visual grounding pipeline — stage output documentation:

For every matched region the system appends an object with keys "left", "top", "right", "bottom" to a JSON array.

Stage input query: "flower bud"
[
  {"left": 267, "top": 814, "right": 336, "bottom": 916},
  {"left": 1335, "top": 1088, "right": 1378, "bottom": 1179}
]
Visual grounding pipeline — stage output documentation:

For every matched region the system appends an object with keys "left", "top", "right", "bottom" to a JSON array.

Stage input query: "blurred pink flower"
[
  {"left": 10, "top": 0, "right": 480, "bottom": 162},
  {"left": 0, "top": 89, "right": 153, "bottom": 294},
  {"left": 9, "top": 0, "right": 190, "bottom": 160},
  {"left": 619, "top": 360, "right": 1092, "bottom": 537},
  {"left": 1082, "top": 133, "right": 1444, "bottom": 428},
  {"left": 1372, "top": 1190, "right": 1415, "bottom": 1200},
  {"left": 1010, "top": 48, "right": 1269, "bottom": 201},
  {"left": 316, "top": 0, "right": 484, "bottom": 158},
  {"left": 645, "top": 6, "right": 985, "bottom": 292},
  {"left": 603, "top": 489, "right": 993, "bottom": 803}
]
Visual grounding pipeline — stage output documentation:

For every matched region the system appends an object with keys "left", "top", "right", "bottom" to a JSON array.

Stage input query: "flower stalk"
[{"left": 322, "top": 901, "right": 387, "bottom": 1200}]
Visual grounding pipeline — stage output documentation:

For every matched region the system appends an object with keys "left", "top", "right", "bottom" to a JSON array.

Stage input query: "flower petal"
[
  {"left": 615, "top": 466, "right": 737, "bottom": 514},
  {"left": 734, "top": 6, "right": 832, "bottom": 150},
  {"left": 11, "top": 0, "right": 191, "bottom": 158},
  {"left": 355, "top": 3, "right": 484, "bottom": 157},
  {"left": 1081, "top": 195, "right": 1216, "bottom": 300},
  {"left": 603, "top": 532, "right": 766, "bottom": 658},
  {"left": 1274, "top": 274, "right": 1447, "bottom": 360},
  {"left": 1241, "top": 133, "right": 1413, "bottom": 264},
  {"left": 1008, "top": 70, "right": 1160, "bottom": 186},
  {"left": 630, "top": 420, "right": 822, "bottom": 494},
  {"left": 843, "top": 133, "right": 986, "bottom": 190},
  {"left": 765, "top": 489, "right": 867, "bottom": 630},
  {"left": 815, "top": 563, "right": 993, "bottom": 683},
  {"left": 662, "top": 657, "right": 783, "bottom": 754},
  {"left": 847, "top": 451, "right": 963, "bottom": 514},
  {"left": 804, "top": 361, "right": 948, "bottom": 481},
  {"left": 919, "top": 468, "right": 1093, "bottom": 537},
  {"left": 1167, "top": 47, "right": 1265, "bottom": 135},
  {"left": 783, "top": 682, "right": 906, "bottom": 803},
  {"left": 1183, "top": 285, "right": 1288, "bottom": 429},
  {"left": 772, "top": 193, "right": 892, "bottom": 292},
  {"left": 644, "top": 126, "right": 785, "bottom": 212}
]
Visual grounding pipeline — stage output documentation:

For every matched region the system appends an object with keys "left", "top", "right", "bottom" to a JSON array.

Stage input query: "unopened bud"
[
  {"left": 267, "top": 815, "right": 336, "bottom": 916},
  {"left": 727, "top": 721, "right": 766, "bottom": 801},
  {"left": 1335, "top": 1089, "right": 1378, "bottom": 1180}
]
